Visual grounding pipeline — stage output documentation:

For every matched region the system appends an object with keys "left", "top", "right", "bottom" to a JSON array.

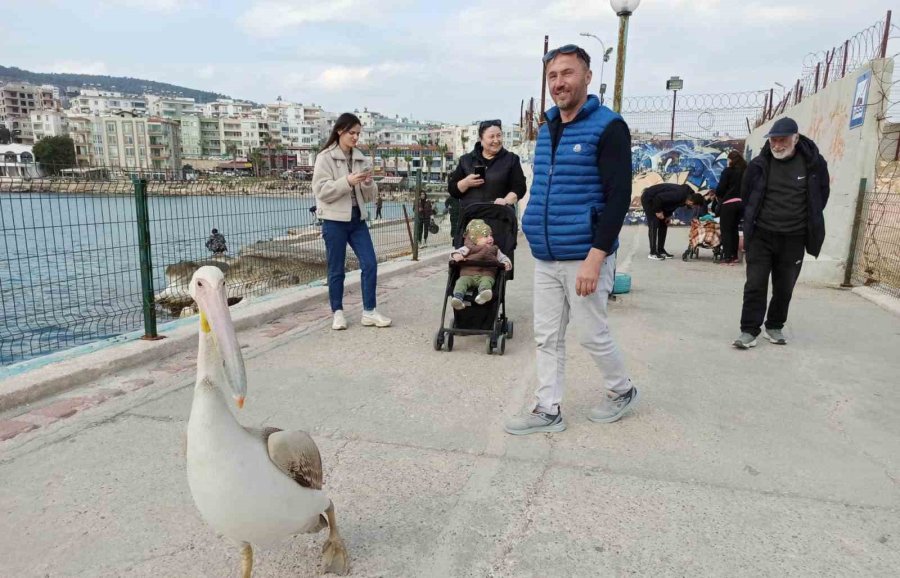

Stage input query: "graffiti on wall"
[{"left": 626, "top": 137, "right": 745, "bottom": 225}]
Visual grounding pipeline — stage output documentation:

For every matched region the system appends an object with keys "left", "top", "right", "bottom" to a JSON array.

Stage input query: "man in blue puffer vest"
[{"left": 505, "top": 45, "right": 638, "bottom": 435}]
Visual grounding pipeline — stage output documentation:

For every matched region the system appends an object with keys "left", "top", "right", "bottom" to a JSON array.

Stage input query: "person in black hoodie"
[
  {"left": 448, "top": 120, "right": 527, "bottom": 214},
  {"left": 640, "top": 183, "right": 703, "bottom": 260},
  {"left": 733, "top": 117, "right": 830, "bottom": 349},
  {"left": 715, "top": 150, "right": 747, "bottom": 264}
]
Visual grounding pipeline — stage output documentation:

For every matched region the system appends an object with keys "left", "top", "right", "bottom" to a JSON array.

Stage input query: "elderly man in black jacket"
[{"left": 733, "top": 117, "right": 830, "bottom": 349}]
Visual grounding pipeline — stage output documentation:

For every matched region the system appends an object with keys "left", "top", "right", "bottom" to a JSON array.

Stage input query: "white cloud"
[
  {"left": 46, "top": 61, "right": 109, "bottom": 75},
  {"left": 101, "top": 0, "right": 197, "bottom": 12},
  {"left": 240, "top": 0, "right": 410, "bottom": 38},
  {"left": 742, "top": 3, "right": 814, "bottom": 22},
  {"left": 313, "top": 62, "right": 412, "bottom": 91}
]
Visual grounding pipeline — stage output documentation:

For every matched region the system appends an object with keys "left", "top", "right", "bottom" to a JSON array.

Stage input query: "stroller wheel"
[
  {"left": 433, "top": 330, "right": 445, "bottom": 351},
  {"left": 497, "top": 335, "right": 506, "bottom": 356},
  {"left": 506, "top": 320, "right": 514, "bottom": 340},
  {"left": 446, "top": 333, "right": 454, "bottom": 352},
  {"left": 485, "top": 336, "right": 494, "bottom": 355}
]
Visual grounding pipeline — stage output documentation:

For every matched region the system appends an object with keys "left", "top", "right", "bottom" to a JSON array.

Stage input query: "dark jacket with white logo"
[{"left": 741, "top": 135, "right": 830, "bottom": 257}]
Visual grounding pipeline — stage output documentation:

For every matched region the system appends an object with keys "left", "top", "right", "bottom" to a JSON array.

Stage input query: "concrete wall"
[{"left": 746, "top": 58, "right": 894, "bottom": 285}]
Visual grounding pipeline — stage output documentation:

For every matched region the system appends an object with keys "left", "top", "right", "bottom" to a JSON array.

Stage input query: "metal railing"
[{"left": 0, "top": 166, "right": 452, "bottom": 365}]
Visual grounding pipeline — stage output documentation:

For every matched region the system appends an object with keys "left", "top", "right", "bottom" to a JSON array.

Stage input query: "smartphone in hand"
[{"left": 474, "top": 166, "right": 486, "bottom": 179}]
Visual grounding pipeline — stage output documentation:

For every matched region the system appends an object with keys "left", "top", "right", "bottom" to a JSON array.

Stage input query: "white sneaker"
[
  {"left": 361, "top": 309, "right": 392, "bottom": 327},
  {"left": 474, "top": 289, "right": 493, "bottom": 305},
  {"left": 332, "top": 310, "right": 348, "bottom": 330}
]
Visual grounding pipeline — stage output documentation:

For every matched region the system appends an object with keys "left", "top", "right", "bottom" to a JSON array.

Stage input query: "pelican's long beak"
[{"left": 201, "top": 289, "right": 247, "bottom": 409}]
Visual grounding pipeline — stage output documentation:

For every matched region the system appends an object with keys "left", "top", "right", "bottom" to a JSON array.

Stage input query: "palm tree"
[
  {"left": 436, "top": 144, "right": 449, "bottom": 180},
  {"left": 403, "top": 155, "right": 413, "bottom": 177},
  {"left": 392, "top": 148, "right": 401, "bottom": 175},
  {"left": 226, "top": 142, "right": 238, "bottom": 161},
  {"left": 460, "top": 134, "right": 469, "bottom": 155},
  {"left": 423, "top": 155, "right": 433, "bottom": 182}
]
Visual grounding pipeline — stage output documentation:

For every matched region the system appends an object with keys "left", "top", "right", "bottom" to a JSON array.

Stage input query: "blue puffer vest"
[{"left": 523, "top": 95, "right": 621, "bottom": 261}]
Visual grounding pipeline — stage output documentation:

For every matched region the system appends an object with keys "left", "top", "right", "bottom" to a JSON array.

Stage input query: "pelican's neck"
[
  {"left": 196, "top": 328, "right": 221, "bottom": 386},
  {"left": 191, "top": 328, "right": 237, "bottom": 428}
]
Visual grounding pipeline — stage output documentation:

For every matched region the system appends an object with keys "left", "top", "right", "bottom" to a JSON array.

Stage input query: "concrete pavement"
[{"left": 1, "top": 226, "right": 899, "bottom": 577}]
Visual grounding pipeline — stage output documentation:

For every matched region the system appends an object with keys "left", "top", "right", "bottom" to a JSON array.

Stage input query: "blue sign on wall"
[{"left": 849, "top": 71, "right": 872, "bottom": 129}]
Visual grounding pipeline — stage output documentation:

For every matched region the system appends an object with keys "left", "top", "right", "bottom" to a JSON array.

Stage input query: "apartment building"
[
  {"left": 69, "top": 112, "right": 181, "bottom": 171},
  {"left": 30, "top": 110, "right": 68, "bottom": 140},
  {"left": 1, "top": 83, "right": 62, "bottom": 144},
  {"left": 68, "top": 89, "right": 148, "bottom": 116},
  {"left": 203, "top": 99, "right": 254, "bottom": 117},
  {"left": 178, "top": 115, "right": 202, "bottom": 158},
  {"left": 146, "top": 95, "right": 200, "bottom": 118}
]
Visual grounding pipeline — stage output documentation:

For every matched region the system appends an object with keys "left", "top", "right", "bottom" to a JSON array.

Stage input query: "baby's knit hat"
[{"left": 465, "top": 219, "right": 492, "bottom": 241}]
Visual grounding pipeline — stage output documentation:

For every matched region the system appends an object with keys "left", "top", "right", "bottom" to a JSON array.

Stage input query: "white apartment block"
[
  {"left": 30, "top": 110, "right": 68, "bottom": 141},
  {"left": 178, "top": 115, "right": 202, "bottom": 158},
  {"left": 204, "top": 99, "right": 254, "bottom": 117},
  {"left": 146, "top": 95, "right": 200, "bottom": 119},
  {"left": 69, "top": 89, "right": 148, "bottom": 116},
  {"left": 66, "top": 112, "right": 181, "bottom": 172}
]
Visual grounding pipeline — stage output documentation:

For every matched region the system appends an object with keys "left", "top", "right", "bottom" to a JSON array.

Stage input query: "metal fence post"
[
  {"left": 842, "top": 178, "right": 868, "bottom": 287},
  {"left": 132, "top": 177, "right": 163, "bottom": 340}
]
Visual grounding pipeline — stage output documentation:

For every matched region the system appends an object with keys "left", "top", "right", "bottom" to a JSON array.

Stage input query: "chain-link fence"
[
  {"left": 0, "top": 167, "right": 451, "bottom": 365},
  {"left": 848, "top": 19, "right": 900, "bottom": 299}
]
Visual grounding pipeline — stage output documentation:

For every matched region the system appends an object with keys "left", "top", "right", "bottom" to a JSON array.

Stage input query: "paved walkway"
[{"left": 1, "top": 227, "right": 899, "bottom": 577}]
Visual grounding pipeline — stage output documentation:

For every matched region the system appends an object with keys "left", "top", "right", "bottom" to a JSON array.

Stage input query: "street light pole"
[
  {"left": 610, "top": 0, "right": 642, "bottom": 113},
  {"left": 666, "top": 76, "right": 683, "bottom": 143},
  {"left": 580, "top": 32, "right": 613, "bottom": 105}
]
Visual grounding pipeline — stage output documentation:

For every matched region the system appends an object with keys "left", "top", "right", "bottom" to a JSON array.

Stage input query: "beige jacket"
[{"left": 312, "top": 144, "right": 377, "bottom": 222}]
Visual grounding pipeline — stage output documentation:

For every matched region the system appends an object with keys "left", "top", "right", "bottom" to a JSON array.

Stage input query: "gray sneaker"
[
  {"left": 765, "top": 328, "right": 787, "bottom": 345},
  {"left": 732, "top": 332, "right": 757, "bottom": 349},
  {"left": 588, "top": 386, "right": 639, "bottom": 423},
  {"left": 504, "top": 408, "right": 566, "bottom": 435}
]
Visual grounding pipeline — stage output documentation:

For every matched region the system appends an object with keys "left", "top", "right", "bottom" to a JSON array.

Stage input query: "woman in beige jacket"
[{"left": 313, "top": 113, "right": 391, "bottom": 330}]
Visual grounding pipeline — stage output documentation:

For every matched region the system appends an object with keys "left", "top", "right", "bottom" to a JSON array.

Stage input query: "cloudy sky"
[{"left": 3, "top": 0, "right": 897, "bottom": 124}]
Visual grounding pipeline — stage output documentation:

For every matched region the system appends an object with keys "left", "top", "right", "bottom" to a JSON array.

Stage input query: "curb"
[
  {"left": 0, "top": 250, "right": 449, "bottom": 413},
  {"left": 851, "top": 286, "right": 900, "bottom": 318}
]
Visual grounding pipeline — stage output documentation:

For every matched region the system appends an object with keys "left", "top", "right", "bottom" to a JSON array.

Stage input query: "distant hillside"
[{"left": 0, "top": 65, "right": 231, "bottom": 103}]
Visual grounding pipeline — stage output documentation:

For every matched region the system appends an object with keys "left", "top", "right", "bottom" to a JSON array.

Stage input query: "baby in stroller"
[{"left": 449, "top": 219, "right": 512, "bottom": 310}]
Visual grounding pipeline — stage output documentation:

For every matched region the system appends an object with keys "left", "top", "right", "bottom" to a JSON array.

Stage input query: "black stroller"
[{"left": 433, "top": 203, "right": 517, "bottom": 355}]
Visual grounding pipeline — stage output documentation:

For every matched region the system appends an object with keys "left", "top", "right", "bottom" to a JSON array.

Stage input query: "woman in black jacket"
[
  {"left": 715, "top": 150, "right": 747, "bottom": 264},
  {"left": 448, "top": 120, "right": 526, "bottom": 212}
]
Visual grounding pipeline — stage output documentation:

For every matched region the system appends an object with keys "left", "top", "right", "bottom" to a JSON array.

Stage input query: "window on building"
[
  {"left": 123, "top": 122, "right": 133, "bottom": 135},
  {"left": 109, "top": 144, "right": 119, "bottom": 158},
  {"left": 137, "top": 123, "right": 145, "bottom": 136},
  {"left": 124, "top": 136, "right": 134, "bottom": 145},
  {"left": 106, "top": 122, "right": 116, "bottom": 134},
  {"left": 126, "top": 147, "right": 135, "bottom": 157},
  {"left": 139, "top": 147, "right": 146, "bottom": 158},
  {"left": 94, "top": 146, "right": 104, "bottom": 156}
]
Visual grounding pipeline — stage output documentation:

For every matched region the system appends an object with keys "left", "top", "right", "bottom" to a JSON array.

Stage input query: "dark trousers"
[
  {"left": 647, "top": 216, "right": 668, "bottom": 255},
  {"left": 740, "top": 228, "right": 806, "bottom": 336},
  {"left": 375, "top": 205, "right": 383, "bottom": 219},
  {"left": 415, "top": 217, "right": 430, "bottom": 243},
  {"left": 719, "top": 201, "right": 742, "bottom": 260},
  {"left": 322, "top": 206, "right": 378, "bottom": 312}
]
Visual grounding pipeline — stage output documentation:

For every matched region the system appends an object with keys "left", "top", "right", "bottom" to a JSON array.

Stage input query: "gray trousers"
[{"left": 532, "top": 254, "right": 631, "bottom": 412}]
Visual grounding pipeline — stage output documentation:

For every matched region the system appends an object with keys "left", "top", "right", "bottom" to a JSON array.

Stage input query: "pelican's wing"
[{"left": 254, "top": 427, "right": 324, "bottom": 490}]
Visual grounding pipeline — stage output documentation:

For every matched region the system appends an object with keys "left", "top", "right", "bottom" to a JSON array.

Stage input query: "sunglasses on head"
[
  {"left": 542, "top": 44, "right": 591, "bottom": 68},
  {"left": 479, "top": 119, "right": 502, "bottom": 132}
]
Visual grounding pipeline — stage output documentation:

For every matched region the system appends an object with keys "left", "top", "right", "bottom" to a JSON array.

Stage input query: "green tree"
[
  {"left": 403, "top": 155, "right": 413, "bottom": 177},
  {"left": 33, "top": 135, "right": 76, "bottom": 174},
  {"left": 225, "top": 142, "right": 238, "bottom": 161},
  {"left": 249, "top": 149, "right": 264, "bottom": 177}
]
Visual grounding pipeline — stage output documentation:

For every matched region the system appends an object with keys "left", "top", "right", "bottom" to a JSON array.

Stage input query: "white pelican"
[{"left": 186, "top": 266, "right": 349, "bottom": 577}]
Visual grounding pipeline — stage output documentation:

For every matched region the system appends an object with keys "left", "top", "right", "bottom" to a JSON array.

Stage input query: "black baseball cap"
[{"left": 765, "top": 117, "right": 799, "bottom": 138}]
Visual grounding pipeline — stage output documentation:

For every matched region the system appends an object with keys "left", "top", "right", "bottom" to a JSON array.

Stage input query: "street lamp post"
[
  {"left": 666, "top": 76, "right": 683, "bottom": 143},
  {"left": 610, "top": 0, "right": 642, "bottom": 113},
  {"left": 580, "top": 32, "right": 614, "bottom": 105}
]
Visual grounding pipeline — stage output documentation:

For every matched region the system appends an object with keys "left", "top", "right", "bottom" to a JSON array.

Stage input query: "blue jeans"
[{"left": 322, "top": 206, "right": 378, "bottom": 312}]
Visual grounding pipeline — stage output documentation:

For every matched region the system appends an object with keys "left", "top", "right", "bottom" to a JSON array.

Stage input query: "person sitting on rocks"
[
  {"left": 449, "top": 219, "right": 511, "bottom": 310},
  {"left": 205, "top": 228, "right": 227, "bottom": 255}
]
